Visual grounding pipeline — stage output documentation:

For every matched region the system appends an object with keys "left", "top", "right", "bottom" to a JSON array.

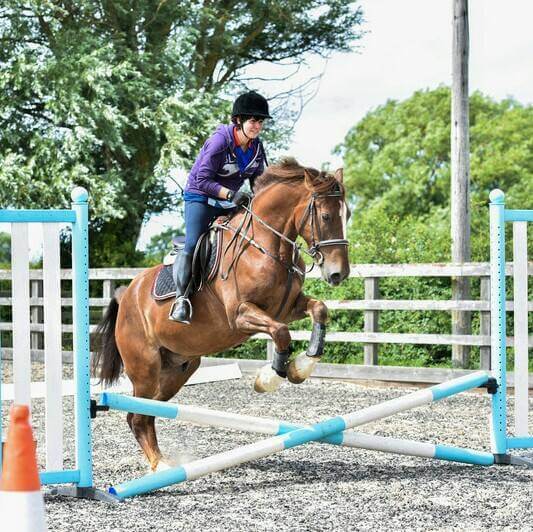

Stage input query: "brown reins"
[{"left": 215, "top": 181, "right": 349, "bottom": 318}]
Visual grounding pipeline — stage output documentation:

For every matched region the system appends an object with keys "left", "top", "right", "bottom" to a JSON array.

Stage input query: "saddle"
[{"left": 151, "top": 227, "right": 223, "bottom": 301}]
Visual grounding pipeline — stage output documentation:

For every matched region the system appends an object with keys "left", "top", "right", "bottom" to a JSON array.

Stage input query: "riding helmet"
[{"left": 231, "top": 91, "right": 272, "bottom": 119}]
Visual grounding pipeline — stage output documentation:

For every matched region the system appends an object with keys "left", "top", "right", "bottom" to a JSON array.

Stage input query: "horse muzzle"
[
  {"left": 322, "top": 265, "right": 349, "bottom": 286},
  {"left": 328, "top": 272, "right": 343, "bottom": 286}
]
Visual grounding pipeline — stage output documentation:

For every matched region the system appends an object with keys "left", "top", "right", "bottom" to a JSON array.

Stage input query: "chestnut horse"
[{"left": 93, "top": 158, "right": 350, "bottom": 471}]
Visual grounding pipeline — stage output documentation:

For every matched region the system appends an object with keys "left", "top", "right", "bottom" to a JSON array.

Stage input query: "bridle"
[
  {"left": 215, "top": 182, "right": 349, "bottom": 319},
  {"left": 295, "top": 187, "right": 349, "bottom": 268},
  {"left": 218, "top": 183, "right": 349, "bottom": 279}
]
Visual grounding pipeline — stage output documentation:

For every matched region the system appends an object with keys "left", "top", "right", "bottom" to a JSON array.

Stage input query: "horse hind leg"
[
  {"left": 126, "top": 359, "right": 163, "bottom": 472},
  {"left": 151, "top": 356, "right": 201, "bottom": 471},
  {"left": 126, "top": 353, "right": 201, "bottom": 471}
]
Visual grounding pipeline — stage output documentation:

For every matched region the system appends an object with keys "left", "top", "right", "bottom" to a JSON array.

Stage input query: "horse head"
[
  {"left": 295, "top": 166, "right": 351, "bottom": 286},
  {"left": 252, "top": 158, "right": 350, "bottom": 286}
]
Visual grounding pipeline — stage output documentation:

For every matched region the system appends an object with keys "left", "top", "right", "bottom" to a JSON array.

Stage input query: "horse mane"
[{"left": 254, "top": 157, "right": 343, "bottom": 195}]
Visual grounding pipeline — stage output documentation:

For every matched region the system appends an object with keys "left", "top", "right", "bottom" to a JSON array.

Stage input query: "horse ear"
[
  {"left": 335, "top": 168, "right": 344, "bottom": 183},
  {"left": 303, "top": 168, "right": 316, "bottom": 188}
]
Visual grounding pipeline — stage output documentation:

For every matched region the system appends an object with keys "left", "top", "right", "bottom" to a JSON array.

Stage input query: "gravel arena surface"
[{"left": 2, "top": 362, "right": 533, "bottom": 532}]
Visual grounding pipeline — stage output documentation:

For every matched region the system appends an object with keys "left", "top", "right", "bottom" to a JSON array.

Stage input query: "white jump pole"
[
  {"left": 108, "top": 371, "right": 490, "bottom": 499},
  {"left": 101, "top": 392, "right": 494, "bottom": 466}
]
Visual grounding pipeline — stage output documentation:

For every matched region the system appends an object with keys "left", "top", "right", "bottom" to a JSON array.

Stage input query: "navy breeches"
[{"left": 184, "top": 200, "right": 229, "bottom": 254}]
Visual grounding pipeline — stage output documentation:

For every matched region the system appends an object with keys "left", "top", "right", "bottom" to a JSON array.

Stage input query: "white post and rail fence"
[{"left": 1, "top": 262, "right": 531, "bottom": 385}]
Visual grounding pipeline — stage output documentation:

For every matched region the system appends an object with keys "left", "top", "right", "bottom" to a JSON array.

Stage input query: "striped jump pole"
[
  {"left": 101, "top": 391, "right": 494, "bottom": 466},
  {"left": 108, "top": 371, "right": 490, "bottom": 499}
]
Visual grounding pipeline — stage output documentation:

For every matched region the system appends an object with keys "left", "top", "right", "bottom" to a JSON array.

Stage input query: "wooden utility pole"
[{"left": 451, "top": 0, "right": 471, "bottom": 368}]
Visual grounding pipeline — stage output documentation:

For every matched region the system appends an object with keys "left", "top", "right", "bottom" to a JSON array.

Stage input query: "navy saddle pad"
[{"left": 151, "top": 230, "right": 222, "bottom": 301}]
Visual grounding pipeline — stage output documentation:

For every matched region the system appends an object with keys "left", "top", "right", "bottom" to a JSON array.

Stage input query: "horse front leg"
[
  {"left": 235, "top": 302, "right": 292, "bottom": 393},
  {"left": 286, "top": 293, "right": 328, "bottom": 384}
]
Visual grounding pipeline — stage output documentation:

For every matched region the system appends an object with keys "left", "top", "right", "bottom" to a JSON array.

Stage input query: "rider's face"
[{"left": 242, "top": 117, "right": 264, "bottom": 138}]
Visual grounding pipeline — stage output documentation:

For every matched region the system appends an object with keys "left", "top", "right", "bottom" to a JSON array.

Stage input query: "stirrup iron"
[{"left": 169, "top": 296, "right": 193, "bottom": 324}]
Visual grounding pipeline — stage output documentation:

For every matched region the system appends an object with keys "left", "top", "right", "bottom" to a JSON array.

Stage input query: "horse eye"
[{"left": 321, "top": 213, "right": 331, "bottom": 221}]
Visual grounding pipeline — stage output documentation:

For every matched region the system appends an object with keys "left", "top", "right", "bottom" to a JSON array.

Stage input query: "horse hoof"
[
  {"left": 287, "top": 352, "right": 319, "bottom": 384},
  {"left": 153, "top": 460, "right": 172, "bottom": 473},
  {"left": 254, "top": 363, "right": 284, "bottom": 393},
  {"left": 153, "top": 451, "right": 197, "bottom": 473}
]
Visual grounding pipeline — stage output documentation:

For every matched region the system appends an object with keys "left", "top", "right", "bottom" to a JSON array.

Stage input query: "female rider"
[{"left": 169, "top": 91, "right": 271, "bottom": 323}]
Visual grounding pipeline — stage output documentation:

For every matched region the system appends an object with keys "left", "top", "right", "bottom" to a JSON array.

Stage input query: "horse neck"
[{"left": 251, "top": 182, "right": 308, "bottom": 256}]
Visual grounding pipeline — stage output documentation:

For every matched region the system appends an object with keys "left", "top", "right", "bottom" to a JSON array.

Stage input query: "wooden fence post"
[
  {"left": 479, "top": 276, "right": 491, "bottom": 370},
  {"left": 266, "top": 340, "right": 274, "bottom": 362},
  {"left": 451, "top": 0, "right": 472, "bottom": 369},
  {"left": 102, "top": 280, "right": 115, "bottom": 307},
  {"left": 364, "top": 277, "right": 379, "bottom": 365},
  {"left": 30, "top": 279, "right": 42, "bottom": 352}
]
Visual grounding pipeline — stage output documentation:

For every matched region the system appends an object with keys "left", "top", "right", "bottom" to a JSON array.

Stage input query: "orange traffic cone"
[{"left": 0, "top": 405, "right": 47, "bottom": 532}]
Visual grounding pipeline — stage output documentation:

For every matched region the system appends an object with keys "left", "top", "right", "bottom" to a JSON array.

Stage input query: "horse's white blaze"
[{"left": 339, "top": 199, "right": 347, "bottom": 239}]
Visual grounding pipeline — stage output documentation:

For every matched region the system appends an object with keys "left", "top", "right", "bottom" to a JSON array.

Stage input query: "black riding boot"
[{"left": 169, "top": 251, "right": 193, "bottom": 323}]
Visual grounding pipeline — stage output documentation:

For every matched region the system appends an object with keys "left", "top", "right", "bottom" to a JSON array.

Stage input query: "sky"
[
  {"left": 138, "top": 0, "right": 533, "bottom": 249},
  {"left": 288, "top": 0, "right": 533, "bottom": 170}
]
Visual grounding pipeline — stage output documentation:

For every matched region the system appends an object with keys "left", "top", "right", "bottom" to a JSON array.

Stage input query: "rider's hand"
[{"left": 232, "top": 190, "right": 252, "bottom": 206}]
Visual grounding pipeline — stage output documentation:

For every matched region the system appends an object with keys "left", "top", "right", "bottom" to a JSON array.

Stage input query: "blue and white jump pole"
[
  {"left": 107, "top": 371, "right": 491, "bottom": 499},
  {"left": 101, "top": 391, "right": 495, "bottom": 464}
]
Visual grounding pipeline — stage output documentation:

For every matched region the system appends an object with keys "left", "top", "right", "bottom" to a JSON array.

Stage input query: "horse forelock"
[
  {"left": 254, "top": 157, "right": 344, "bottom": 197},
  {"left": 305, "top": 170, "right": 345, "bottom": 196}
]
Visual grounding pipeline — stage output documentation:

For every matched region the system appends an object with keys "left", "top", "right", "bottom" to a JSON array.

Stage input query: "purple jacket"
[{"left": 185, "top": 124, "right": 266, "bottom": 198}]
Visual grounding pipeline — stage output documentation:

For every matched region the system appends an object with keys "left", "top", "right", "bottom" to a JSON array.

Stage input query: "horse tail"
[{"left": 92, "top": 286, "right": 126, "bottom": 386}]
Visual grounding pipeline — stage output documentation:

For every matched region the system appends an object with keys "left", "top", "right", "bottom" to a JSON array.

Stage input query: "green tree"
[
  {"left": 331, "top": 87, "right": 532, "bottom": 368},
  {"left": 337, "top": 87, "right": 533, "bottom": 264},
  {"left": 0, "top": 0, "right": 364, "bottom": 266},
  {"left": 0, "top": 232, "right": 10, "bottom": 267},
  {"left": 142, "top": 226, "right": 183, "bottom": 266}
]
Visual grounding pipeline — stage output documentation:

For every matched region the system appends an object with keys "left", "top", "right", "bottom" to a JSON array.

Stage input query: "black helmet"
[{"left": 232, "top": 91, "right": 272, "bottom": 119}]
